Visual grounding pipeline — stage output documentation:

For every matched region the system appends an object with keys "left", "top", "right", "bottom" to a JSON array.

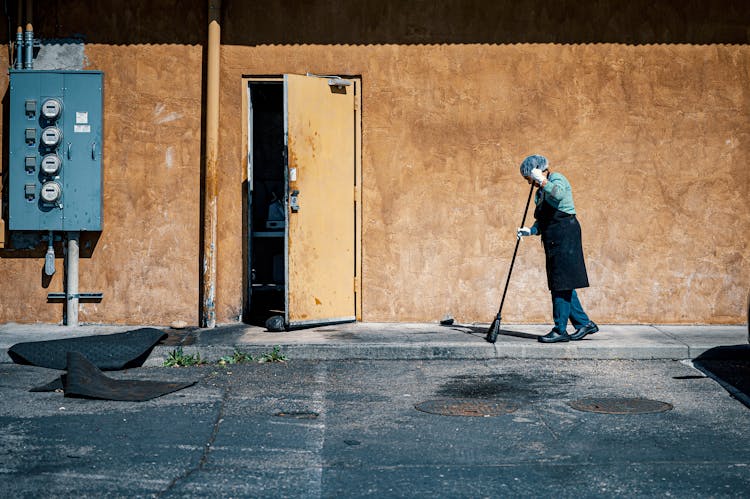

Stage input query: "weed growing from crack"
[
  {"left": 219, "top": 350, "right": 256, "bottom": 365},
  {"left": 163, "top": 347, "right": 207, "bottom": 367},
  {"left": 165, "top": 346, "right": 288, "bottom": 367},
  {"left": 258, "top": 345, "right": 287, "bottom": 363}
]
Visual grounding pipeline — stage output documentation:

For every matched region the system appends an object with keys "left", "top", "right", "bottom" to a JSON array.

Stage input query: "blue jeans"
[{"left": 551, "top": 289, "right": 590, "bottom": 333}]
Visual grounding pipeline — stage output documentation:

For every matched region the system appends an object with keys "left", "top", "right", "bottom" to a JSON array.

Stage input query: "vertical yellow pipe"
[{"left": 202, "top": 0, "right": 221, "bottom": 327}]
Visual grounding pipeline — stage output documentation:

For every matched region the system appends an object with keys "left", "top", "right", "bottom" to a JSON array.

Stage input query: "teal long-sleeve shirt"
[{"left": 530, "top": 172, "right": 576, "bottom": 234}]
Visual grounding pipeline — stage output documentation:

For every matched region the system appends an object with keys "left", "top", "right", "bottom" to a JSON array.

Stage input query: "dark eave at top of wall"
[{"left": 3, "top": 0, "right": 750, "bottom": 46}]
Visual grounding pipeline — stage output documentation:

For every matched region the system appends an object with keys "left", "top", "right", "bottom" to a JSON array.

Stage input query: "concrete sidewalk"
[{"left": 1, "top": 321, "right": 747, "bottom": 364}]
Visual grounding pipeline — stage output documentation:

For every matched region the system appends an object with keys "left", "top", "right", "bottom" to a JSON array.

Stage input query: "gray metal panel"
[
  {"left": 8, "top": 70, "right": 103, "bottom": 232},
  {"left": 61, "top": 72, "right": 103, "bottom": 231},
  {"left": 9, "top": 71, "right": 40, "bottom": 229},
  {"left": 9, "top": 71, "right": 63, "bottom": 230}
]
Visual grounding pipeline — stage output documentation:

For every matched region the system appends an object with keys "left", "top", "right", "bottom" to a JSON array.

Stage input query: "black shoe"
[
  {"left": 570, "top": 322, "right": 599, "bottom": 341},
  {"left": 538, "top": 329, "right": 570, "bottom": 343}
]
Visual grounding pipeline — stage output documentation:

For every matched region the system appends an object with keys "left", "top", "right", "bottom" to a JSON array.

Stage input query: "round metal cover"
[
  {"left": 40, "top": 181, "right": 62, "bottom": 202},
  {"left": 568, "top": 397, "right": 673, "bottom": 414},
  {"left": 41, "top": 126, "right": 62, "bottom": 147},
  {"left": 415, "top": 398, "right": 518, "bottom": 417},
  {"left": 41, "top": 154, "right": 62, "bottom": 175},
  {"left": 41, "top": 98, "right": 62, "bottom": 119}
]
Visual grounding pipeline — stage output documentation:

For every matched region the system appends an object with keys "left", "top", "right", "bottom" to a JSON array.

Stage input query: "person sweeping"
[{"left": 516, "top": 154, "right": 599, "bottom": 343}]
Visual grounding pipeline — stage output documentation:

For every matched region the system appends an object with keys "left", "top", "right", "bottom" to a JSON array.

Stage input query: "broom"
[{"left": 486, "top": 183, "right": 535, "bottom": 343}]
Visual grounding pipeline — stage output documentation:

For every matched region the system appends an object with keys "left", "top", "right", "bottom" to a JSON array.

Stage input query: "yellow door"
[{"left": 284, "top": 74, "right": 356, "bottom": 327}]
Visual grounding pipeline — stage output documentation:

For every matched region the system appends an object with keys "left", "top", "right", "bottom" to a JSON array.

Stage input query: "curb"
[
  {"left": 693, "top": 364, "right": 750, "bottom": 410},
  {"left": 144, "top": 343, "right": 695, "bottom": 365}
]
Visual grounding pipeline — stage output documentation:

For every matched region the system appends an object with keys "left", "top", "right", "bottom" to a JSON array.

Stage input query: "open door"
[{"left": 284, "top": 74, "right": 356, "bottom": 328}]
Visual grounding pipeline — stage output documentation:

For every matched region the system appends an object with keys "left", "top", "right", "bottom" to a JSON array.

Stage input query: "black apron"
[{"left": 534, "top": 193, "right": 589, "bottom": 291}]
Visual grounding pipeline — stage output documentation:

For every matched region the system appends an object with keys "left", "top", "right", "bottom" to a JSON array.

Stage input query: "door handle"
[{"left": 290, "top": 190, "right": 300, "bottom": 213}]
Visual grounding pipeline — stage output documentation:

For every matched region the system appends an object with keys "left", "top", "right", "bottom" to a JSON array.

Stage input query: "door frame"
[{"left": 241, "top": 74, "right": 363, "bottom": 324}]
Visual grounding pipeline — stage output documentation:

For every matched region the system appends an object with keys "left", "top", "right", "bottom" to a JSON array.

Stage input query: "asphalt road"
[{"left": 1, "top": 358, "right": 749, "bottom": 498}]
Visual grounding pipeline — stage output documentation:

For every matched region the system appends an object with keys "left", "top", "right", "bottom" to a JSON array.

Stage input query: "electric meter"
[
  {"left": 40, "top": 181, "right": 62, "bottom": 203},
  {"left": 40, "top": 154, "right": 62, "bottom": 175},
  {"left": 41, "top": 126, "right": 62, "bottom": 147},
  {"left": 41, "top": 98, "right": 62, "bottom": 120}
]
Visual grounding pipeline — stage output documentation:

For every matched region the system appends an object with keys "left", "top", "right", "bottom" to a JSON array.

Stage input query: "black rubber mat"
[
  {"left": 43, "top": 352, "right": 195, "bottom": 401},
  {"left": 8, "top": 328, "right": 166, "bottom": 370},
  {"left": 29, "top": 377, "right": 64, "bottom": 392}
]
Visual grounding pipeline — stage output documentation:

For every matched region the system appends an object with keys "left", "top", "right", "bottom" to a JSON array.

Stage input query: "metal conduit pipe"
[
  {"left": 202, "top": 0, "right": 221, "bottom": 328},
  {"left": 66, "top": 232, "right": 80, "bottom": 326},
  {"left": 15, "top": 0, "right": 22, "bottom": 69},
  {"left": 23, "top": 0, "right": 32, "bottom": 69}
]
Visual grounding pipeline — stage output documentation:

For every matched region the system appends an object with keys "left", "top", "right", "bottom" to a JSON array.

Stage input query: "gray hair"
[{"left": 519, "top": 155, "right": 548, "bottom": 177}]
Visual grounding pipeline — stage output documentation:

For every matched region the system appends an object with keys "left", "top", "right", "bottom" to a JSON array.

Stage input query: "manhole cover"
[
  {"left": 415, "top": 398, "right": 518, "bottom": 417},
  {"left": 274, "top": 411, "right": 319, "bottom": 419},
  {"left": 568, "top": 398, "right": 673, "bottom": 414}
]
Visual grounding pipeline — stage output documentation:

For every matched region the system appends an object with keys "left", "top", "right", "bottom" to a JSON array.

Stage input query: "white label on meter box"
[
  {"left": 74, "top": 125, "right": 91, "bottom": 133},
  {"left": 76, "top": 112, "right": 89, "bottom": 124}
]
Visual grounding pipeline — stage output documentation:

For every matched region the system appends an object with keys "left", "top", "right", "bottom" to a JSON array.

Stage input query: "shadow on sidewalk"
[
  {"left": 693, "top": 345, "right": 750, "bottom": 409},
  {"left": 445, "top": 325, "right": 539, "bottom": 341}
]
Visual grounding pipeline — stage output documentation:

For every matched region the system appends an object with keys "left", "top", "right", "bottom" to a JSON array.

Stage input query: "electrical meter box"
[{"left": 8, "top": 70, "right": 103, "bottom": 231}]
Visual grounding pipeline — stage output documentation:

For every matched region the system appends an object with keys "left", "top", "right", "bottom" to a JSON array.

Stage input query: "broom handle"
[{"left": 496, "top": 183, "right": 535, "bottom": 317}]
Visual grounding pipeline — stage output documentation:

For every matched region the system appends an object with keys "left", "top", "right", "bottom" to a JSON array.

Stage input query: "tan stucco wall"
[
  {"left": 0, "top": 1, "right": 748, "bottom": 325},
  {"left": 217, "top": 43, "right": 749, "bottom": 325},
  {"left": 0, "top": 44, "right": 203, "bottom": 325}
]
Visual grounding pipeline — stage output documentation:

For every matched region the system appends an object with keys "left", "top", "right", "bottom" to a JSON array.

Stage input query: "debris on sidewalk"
[
  {"left": 440, "top": 314, "right": 455, "bottom": 326},
  {"left": 265, "top": 315, "right": 285, "bottom": 332}
]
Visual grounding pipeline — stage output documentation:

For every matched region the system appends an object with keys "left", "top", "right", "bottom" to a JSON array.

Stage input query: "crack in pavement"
[{"left": 157, "top": 386, "right": 229, "bottom": 497}]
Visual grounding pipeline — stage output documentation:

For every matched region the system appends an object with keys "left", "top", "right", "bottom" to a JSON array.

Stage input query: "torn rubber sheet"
[
  {"left": 33, "top": 352, "right": 195, "bottom": 402},
  {"left": 8, "top": 327, "right": 166, "bottom": 370}
]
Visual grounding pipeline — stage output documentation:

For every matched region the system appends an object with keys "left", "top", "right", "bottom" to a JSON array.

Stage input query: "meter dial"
[
  {"left": 41, "top": 98, "right": 62, "bottom": 120},
  {"left": 41, "top": 127, "right": 62, "bottom": 147},
  {"left": 40, "top": 181, "right": 62, "bottom": 203},
  {"left": 41, "top": 154, "right": 62, "bottom": 175}
]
